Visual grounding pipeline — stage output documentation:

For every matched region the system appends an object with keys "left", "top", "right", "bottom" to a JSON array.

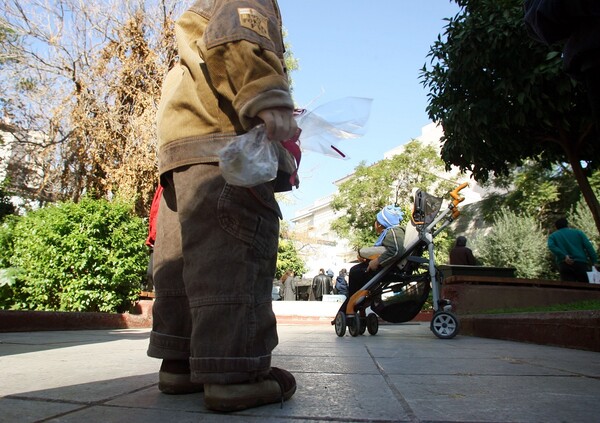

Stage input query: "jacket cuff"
[{"left": 235, "top": 77, "right": 294, "bottom": 130}]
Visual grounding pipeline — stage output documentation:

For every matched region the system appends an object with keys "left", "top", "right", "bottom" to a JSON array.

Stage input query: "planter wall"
[{"left": 442, "top": 276, "right": 600, "bottom": 314}]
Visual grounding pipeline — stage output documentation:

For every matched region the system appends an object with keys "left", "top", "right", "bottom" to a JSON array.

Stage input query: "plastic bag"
[
  {"left": 219, "top": 124, "right": 278, "bottom": 187},
  {"left": 587, "top": 267, "right": 600, "bottom": 284},
  {"left": 296, "top": 97, "right": 373, "bottom": 160},
  {"left": 218, "top": 97, "right": 372, "bottom": 187}
]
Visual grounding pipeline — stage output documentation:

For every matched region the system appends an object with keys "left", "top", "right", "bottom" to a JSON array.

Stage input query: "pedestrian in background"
[
  {"left": 335, "top": 269, "right": 349, "bottom": 297},
  {"left": 547, "top": 217, "right": 598, "bottom": 282},
  {"left": 311, "top": 268, "right": 331, "bottom": 301},
  {"left": 281, "top": 269, "right": 297, "bottom": 301}
]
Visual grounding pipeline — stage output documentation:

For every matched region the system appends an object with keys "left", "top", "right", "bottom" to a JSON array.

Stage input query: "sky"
[{"left": 276, "top": 1, "right": 461, "bottom": 221}]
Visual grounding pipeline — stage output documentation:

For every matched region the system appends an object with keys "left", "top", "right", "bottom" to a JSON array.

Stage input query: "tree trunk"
[{"left": 565, "top": 147, "right": 600, "bottom": 236}]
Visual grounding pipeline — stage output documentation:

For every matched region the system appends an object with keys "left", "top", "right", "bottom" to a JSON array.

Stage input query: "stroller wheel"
[
  {"left": 430, "top": 311, "right": 460, "bottom": 339},
  {"left": 348, "top": 315, "right": 361, "bottom": 337},
  {"left": 334, "top": 312, "right": 346, "bottom": 337},
  {"left": 367, "top": 313, "right": 379, "bottom": 335},
  {"left": 359, "top": 316, "right": 367, "bottom": 335}
]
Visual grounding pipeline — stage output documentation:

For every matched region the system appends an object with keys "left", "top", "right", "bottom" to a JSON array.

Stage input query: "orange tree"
[{"left": 420, "top": 0, "right": 600, "bottom": 234}]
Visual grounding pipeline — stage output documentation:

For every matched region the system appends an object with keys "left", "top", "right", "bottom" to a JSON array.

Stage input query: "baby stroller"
[{"left": 333, "top": 183, "right": 468, "bottom": 339}]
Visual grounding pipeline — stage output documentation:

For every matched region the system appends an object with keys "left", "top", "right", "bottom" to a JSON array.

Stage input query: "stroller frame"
[{"left": 333, "top": 183, "right": 468, "bottom": 339}]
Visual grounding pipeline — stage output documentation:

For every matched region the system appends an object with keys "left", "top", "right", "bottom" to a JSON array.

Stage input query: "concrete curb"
[
  {"left": 460, "top": 310, "right": 600, "bottom": 352},
  {"left": 2, "top": 301, "right": 597, "bottom": 353},
  {"left": 0, "top": 300, "right": 433, "bottom": 332}
]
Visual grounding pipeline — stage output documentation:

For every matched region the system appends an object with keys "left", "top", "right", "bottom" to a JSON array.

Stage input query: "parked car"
[{"left": 272, "top": 284, "right": 282, "bottom": 301}]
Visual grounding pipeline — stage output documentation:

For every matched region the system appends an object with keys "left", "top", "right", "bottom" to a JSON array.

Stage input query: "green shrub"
[
  {"left": 0, "top": 267, "right": 21, "bottom": 309},
  {"left": 476, "top": 208, "right": 555, "bottom": 279},
  {"left": 0, "top": 179, "right": 16, "bottom": 222},
  {"left": 568, "top": 194, "right": 600, "bottom": 252},
  {"left": 5, "top": 197, "right": 147, "bottom": 312},
  {"left": 0, "top": 215, "right": 17, "bottom": 268}
]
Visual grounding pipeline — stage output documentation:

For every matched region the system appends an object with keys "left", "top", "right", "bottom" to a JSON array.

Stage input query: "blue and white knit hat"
[
  {"left": 376, "top": 205, "right": 403, "bottom": 228},
  {"left": 374, "top": 205, "right": 403, "bottom": 247}
]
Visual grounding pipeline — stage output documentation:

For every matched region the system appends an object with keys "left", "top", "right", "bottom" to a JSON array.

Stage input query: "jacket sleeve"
[
  {"left": 378, "top": 227, "right": 406, "bottom": 267},
  {"left": 547, "top": 234, "right": 567, "bottom": 261},
  {"left": 201, "top": 1, "right": 294, "bottom": 130}
]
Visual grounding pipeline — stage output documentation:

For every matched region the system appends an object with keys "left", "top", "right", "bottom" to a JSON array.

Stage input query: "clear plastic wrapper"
[
  {"left": 218, "top": 97, "right": 373, "bottom": 187},
  {"left": 219, "top": 124, "right": 278, "bottom": 187},
  {"left": 296, "top": 97, "right": 373, "bottom": 159}
]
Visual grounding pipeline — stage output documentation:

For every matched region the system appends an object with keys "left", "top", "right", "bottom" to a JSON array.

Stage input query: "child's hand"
[
  {"left": 367, "top": 258, "right": 379, "bottom": 272},
  {"left": 257, "top": 107, "right": 298, "bottom": 141}
]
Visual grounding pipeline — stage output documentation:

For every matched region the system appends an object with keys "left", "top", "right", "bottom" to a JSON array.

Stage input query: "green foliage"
[
  {"left": 331, "top": 140, "right": 455, "bottom": 248},
  {"left": 3, "top": 197, "right": 147, "bottom": 312},
  {"left": 436, "top": 228, "right": 456, "bottom": 265},
  {"left": 421, "top": 0, "right": 598, "bottom": 181},
  {"left": 276, "top": 238, "right": 306, "bottom": 280},
  {"left": 0, "top": 179, "right": 16, "bottom": 222},
  {"left": 568, "top": 195, "right": 600, "bottom": 252},
  {"left": 480, "top": 161, "right": 579, "bottom": 228},
  {"left": 0, "top": 20, "right": 18, "bottom": 66},
  {"left": 475, "top": 208, "right": 555, "bottom": 279},
  {"left": 0, "top": 267, "right": 20, "bottom": 309},
  {"left": 0, "top": 215, "right": 17, "bottom": 268}
]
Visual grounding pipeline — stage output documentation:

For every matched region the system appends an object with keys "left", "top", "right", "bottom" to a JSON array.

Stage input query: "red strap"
[{"left": 280, "top": 128, "right": 301, "bottom": 187}]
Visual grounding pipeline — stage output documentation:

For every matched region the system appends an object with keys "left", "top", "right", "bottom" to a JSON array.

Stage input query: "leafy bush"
[
  {"left": 0, "top": 215, "right": 17, "bottom": 268},
  {"left": 476, "top": 208, "right": 555, "bottom": 279},
  {"left": 0, "top": 267, "right": 21, "bottom": 309},
  {"left": 0, "top": 179, "right": 16, "bottom": 222},
  {"left": 568, "top": 194, "right": 600, "bottom": 252},
  {"left": 4, "top": 197, "right": 147, "bottom": 312}
]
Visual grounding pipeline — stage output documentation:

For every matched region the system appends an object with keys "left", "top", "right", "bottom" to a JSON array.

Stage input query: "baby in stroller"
[
  {"left": 345, "top": 205, "right": 406, "bottom": 306},
  {"left": 333, "top": 183, "right": 468, "bottom": 339}
]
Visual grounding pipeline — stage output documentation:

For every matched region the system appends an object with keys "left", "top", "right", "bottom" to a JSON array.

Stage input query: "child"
[{"left": 348, "top": 205, "right": 406, "bottom": 299}]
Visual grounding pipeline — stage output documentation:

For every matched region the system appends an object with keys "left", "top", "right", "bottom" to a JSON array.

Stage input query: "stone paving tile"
[
  {"left": 2, "top": 323, "right": 600, "bottom": 422},
  {"left": 106, "top": 373, "right": 411, "bottom": 422},
  {"left": 390, "top": 373, "right": 600, "bottom": 423},
  {"left": 0, "top": 397, "right": 84, "bottom": 423}
]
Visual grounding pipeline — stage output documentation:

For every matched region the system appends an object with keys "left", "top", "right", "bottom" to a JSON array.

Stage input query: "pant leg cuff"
[
  {"left": 147, "top": 330, "right": 191, "bottom": 360},
  {"left": 189, "top": 355, "right": 271, "bottom": 384}
]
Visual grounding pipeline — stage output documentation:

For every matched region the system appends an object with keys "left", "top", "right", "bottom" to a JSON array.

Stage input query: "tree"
[
  {"left": 68, "top": 9, "right": 173, "bottom": 214},
  {"left": 330, "top": 140, "right": 455, "bottom": 248},
  {"left": 0, "top": 19, "right": 19, "bottom": 108},
  {"left": 421, "top": 0, "right": 600, "bottom": 234},
  {"left": 1, "top": 1, "right": 183, "bottom": 213},
  {"left": 479, "top": 160, "right": 580, "bottom": 229},
  {"left": 568, "top": 194, "right": 600, "bottom": 252},
  {"left": 2, "top": 1, "right": 299, "bottom": 217},
  {"left": 276, "top": 238, "right": 306, "bottom": 280}
]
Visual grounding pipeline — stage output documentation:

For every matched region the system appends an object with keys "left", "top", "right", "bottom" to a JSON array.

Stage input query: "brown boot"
[
  {"left": 204, "top": 367, "right": 296, "bottom": 412},
  {"left": 159, "top": 360, "right": 204, "bottom": 395}
]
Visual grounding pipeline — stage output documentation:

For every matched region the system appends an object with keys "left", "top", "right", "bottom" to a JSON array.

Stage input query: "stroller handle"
[{"left": 450, "top": 182, "right": 468, "bottom": 206}]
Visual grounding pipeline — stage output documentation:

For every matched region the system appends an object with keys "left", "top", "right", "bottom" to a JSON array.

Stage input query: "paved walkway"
[{"left": 1, "top": 323, "right": 599, "bottom": 422}]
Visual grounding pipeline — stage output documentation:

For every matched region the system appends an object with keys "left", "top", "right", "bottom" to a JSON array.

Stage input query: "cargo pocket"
[{"left": 218, "top": 182, "right": 281, "bottom": 258}]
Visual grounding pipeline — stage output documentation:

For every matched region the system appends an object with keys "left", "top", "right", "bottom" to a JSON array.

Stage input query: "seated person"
[
  {"left": 348, "top": 205, "right": 406, "bottom": 300},
  {"left": 449, "top": 236, "right": 477, "bottom": 265}
]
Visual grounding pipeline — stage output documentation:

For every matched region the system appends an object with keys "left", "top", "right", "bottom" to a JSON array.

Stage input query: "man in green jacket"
[
  {"left": 547, "top": 217, "right": 598, "bottom": 282},
  {"left": 147, "top": 0, "right": 297, "bottom": 412}
]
